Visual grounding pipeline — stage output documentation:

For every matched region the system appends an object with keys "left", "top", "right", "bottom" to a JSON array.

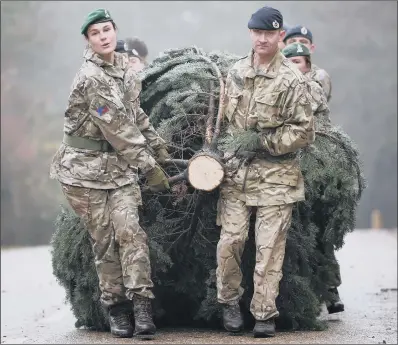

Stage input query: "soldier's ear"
[
  {"left": 310, "top": 43, "right": 316, "bottom": 54},
  {"left": 279, "top": 29, "right": 286, "bottom": 42}
]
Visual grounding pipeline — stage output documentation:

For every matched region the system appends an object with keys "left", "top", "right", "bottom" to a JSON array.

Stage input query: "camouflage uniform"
[
  {"left": 50, "top": 47, "right": 166, "bottom": 307},
  {"left": 307, "top": 79, "right": 342, "bottom": 292},
  {"left": 309, "top": 64, "right": 332, "bottom": 103},
  {"left": 308, "top": 79, "right": 332, "bottom": 130},
  {"left": 216, "top": 50, "right": 315, "bottom": 321}
]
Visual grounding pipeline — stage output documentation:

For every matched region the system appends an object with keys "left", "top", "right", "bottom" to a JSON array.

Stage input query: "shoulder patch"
[{"left": 96, "top": 105, "right": 110, "bottom": 116}]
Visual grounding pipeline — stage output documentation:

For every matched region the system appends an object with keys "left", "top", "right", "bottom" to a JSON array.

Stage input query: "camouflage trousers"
[
  {"left": 61, "top": 183, "right": 154, "bottom": 308},
  {"left": 216, "top": 196, "right": 293, "bottom": 321}
]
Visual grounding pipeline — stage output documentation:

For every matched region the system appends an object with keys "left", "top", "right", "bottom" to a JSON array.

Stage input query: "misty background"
[{"left": 1, "top": 1, "right": 397, "bottom": 246}]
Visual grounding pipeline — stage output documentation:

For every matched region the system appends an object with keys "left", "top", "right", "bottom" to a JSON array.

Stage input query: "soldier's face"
[
  {"left": 86, "top": 22, "right": 117, "bottom": 56},
  {"left": 285, "top": 36, "right": 315, "bottom": 54},
  {"left": 288, "top": 56, "right": 310, "bottom": 74},
  {"left": 250, "top": 29, "right": 283, "bottom": 57},
  {"left": 128, "top": 56, "right": 145, "bottom": 72}
]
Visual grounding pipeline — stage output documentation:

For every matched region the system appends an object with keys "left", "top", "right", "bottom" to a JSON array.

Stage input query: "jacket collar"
[
  {"left": 243, "top": 49, "right": 284, "bottom": 79},
  {"left": 83, "top": 46, "right": 127, "bottom": 79}
]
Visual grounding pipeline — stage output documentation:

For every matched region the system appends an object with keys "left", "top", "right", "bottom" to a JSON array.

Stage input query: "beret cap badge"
[
  {"left": 301, "top": 27, "right": 308, "bottom": 35},
  {"left": 272, "top": 20, "right": 280, "bottom": 29}
]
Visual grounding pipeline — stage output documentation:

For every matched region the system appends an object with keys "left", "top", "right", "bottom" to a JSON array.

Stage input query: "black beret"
[
  {"left": 124, "top": 37, "right": 148, "bottom": 58},
  {"left": 284, "top": 25, "right": 313, "bottom": 43},
  {"left": 114, "top": 39, "right": 142, "bottom": 59},
  {"left": 115, "top": 40, "right": 127, "bottom": 53},
  {"left": 248, "top": 6, "right": 283, "bottom": 31}
]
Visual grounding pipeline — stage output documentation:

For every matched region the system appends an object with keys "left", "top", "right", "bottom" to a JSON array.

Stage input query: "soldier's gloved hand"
[
  {"left": 235, "top": 150, "right": 256, "bottom": 160},
  {"left": 145, "top": 165, "right": 170, "bottom": 192},
  {"left": 155, "top": 147, "right": 171, "bottom": 164}
]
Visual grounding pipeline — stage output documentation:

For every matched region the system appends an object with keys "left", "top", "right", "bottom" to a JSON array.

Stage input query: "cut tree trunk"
[{"left": 186, "top": 151, "right": 225, "bottom": 191}]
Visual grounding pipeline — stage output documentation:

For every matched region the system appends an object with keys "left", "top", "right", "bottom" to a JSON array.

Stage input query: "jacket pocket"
[
  {"left": 259, "top": 159, "right": 300, "bottom": 187},
  {"left": 224, "top": 90, "right": 242, "bottom": 122},
  {"left": 255, "top": 91, "right": 285, "bottom": 129},
  {"left": 60, "top": 147, "right": 103, "bottom": 181}
]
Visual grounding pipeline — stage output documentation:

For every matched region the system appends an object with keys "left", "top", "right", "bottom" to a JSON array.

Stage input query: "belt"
[{"left": 63, "top": 134, "right": 114, "bottom": 152}]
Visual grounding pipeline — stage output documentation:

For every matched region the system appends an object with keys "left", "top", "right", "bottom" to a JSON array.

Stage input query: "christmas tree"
[{"left": 51, "top": 47, "right": 366, "bottom": 332}]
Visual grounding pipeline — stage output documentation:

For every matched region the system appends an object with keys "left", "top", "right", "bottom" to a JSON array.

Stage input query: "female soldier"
[
  {"left": 282, "top": 43, "right": 332, "bottom": 130},
  {"left": 50, "top": 9, "right": 170, "bottom": 339},
  {"left": 282, "top": 43, "right": 345, "bottom": 314}
]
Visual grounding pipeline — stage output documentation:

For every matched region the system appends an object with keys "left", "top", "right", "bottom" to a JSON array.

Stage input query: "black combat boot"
[
  {"left": 108, "top": 303, "right": 134, "bottom": 338},
  {"left": 253, "top": 318, "right": 276, "bottom": 338},
  {"left": 222, "top": 303, "right": 244, "bottom": 333},
  {"left": 133, "top": 295, "right": 156, "bottom": 340},
  {"left": 326, "top": 287, "right": 345, "bottom": 314}
]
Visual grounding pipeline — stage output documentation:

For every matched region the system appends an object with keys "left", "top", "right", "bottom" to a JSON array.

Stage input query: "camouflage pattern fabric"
[
  {"left": 61, "top": 183, "right": 154, "bottom": 307},
  {"left": 216, "top": 49, "right": 315, "bottom": 321},
  {"left": 309, "top": 64, "right": 332, "bottom": 103},
  {"left": 50, "top": 47, "right": 165, "bottom": 308},
  {"left": 216, "top": 196, "right": 293, "bottom": 321},
  {"left": 308, "top": 79, "right": 332, "bottom": 130},
  {"left": 50, "top": 47, "right": 166, "bottom": 189},
  {"left": 220, "top": 50, "right": 315, "bottom": 206}
]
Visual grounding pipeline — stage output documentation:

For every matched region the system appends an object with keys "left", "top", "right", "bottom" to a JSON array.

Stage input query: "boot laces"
[
  {"left": 134, "top": 297, "right": 153, "bottom": 322},
  {"left": 113, "top": 313, "right": 131, "bottom": 327},
  {"left": 227, "top": 304, "right": 241, "bottom": 318}
]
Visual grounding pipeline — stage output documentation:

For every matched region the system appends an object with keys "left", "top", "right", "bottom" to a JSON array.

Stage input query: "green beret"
[
  {"left": 81, "top": 8, "right": 114, "bottom": 35},
  {"left": 282, "top": 43, "right": 310, "bottom": 58}
]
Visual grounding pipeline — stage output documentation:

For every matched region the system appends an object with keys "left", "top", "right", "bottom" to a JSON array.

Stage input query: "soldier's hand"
[
  {"left": 145, "top": 165, "right": 170, "bottom": 192},
  {"left": 155, "top": 147, "right": 171, "bottom": 165}
]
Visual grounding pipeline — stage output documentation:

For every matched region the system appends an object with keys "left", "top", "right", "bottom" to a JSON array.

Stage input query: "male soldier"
[
  {"left": 125, "top": 37, "right": 149, "bottom": 69},
  {"left": 282, "top": 43, "right": 344, "bottom": 313},
  {"left": 115, "top": 38, "right": 148, "bottom": 72},
  {"left": 277, "top": 23, "right": 291, "bottom": 51},
  {"left": 284, "top": 25, "right": 332, "bottom": 102},
  {"left": 216, "top": 6, "right": 315, "bottom": 338},
  {"left": 50, "top": 9, "right": 170, "bottom": 339}
]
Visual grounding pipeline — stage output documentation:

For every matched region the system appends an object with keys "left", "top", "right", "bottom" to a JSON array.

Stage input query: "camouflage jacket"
[
  {"left": 308, "top": 64, "right": 332, "bottom": 103},
  {"left": 308, "top": 78, "right": 332, "bottom": 131},
  {"left": 220, "top": 50, "right": 315, "bottom": 206},
  {"left": 50, "top": 47, "right": 165, "bottom": 189}
]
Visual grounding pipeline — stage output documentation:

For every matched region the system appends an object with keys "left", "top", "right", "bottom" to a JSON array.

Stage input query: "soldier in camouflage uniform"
[
  {"left": 216, "top": 7, "right": 315, "bottom": 338},
  {"left": 283, "top": 25, "right": 332, "bottom": 102},
  {"left": 282, "top": 43, "right": 345, "bottom": 314},
  {"left": 115, "top": 37, "right": 149, "bottom": 72},
  {"left": 277, "top": 23, "right": 291, "bottom": 51},
  {"left": 282, "top": 43, "right": 331, "bottom": 129},
  {"left": 50, "top": 9, "right": 170, "bottom": 339}
]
